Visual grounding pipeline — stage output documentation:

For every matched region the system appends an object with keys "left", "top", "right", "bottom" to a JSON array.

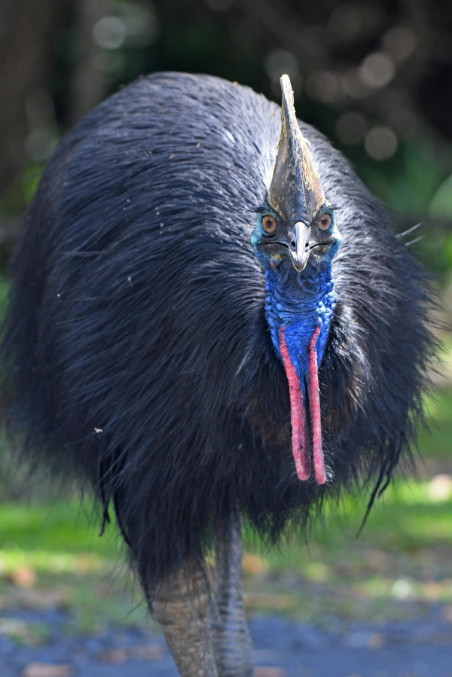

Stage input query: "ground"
[
  {"left": 2, "top": 469, "right": 452, "bottom": 677},
  {"left": 2, "top": 605, "right": 452, "bottom": 676}
]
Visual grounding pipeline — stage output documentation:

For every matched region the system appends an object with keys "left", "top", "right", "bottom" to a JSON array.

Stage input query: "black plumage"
[{"left": 2, "top": 72, "right": 433, "bottom": 669}]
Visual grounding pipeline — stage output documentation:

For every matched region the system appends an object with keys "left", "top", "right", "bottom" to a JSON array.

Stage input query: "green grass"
[
  {"left": 418, "top": 386, "right": 452, "bottom": 460},
  {"left": 1, "top": 474, "right": 452, "bottom": 634},
  {"left": 0, "top": 501, "right": 120, "bottom": 557}
]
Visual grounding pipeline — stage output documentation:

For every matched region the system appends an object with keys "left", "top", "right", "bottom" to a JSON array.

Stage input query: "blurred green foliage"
[{"left": 1, "top": 0, "right": 451, "bottom": 279}]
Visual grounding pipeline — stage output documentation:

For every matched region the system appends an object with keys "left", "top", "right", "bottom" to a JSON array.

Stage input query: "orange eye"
[
  {"left": 318, "top": 213, "right": 332, "bottom": 231},
  {"left": 262, "top": 214, "right": 277, "bottom": 234}
]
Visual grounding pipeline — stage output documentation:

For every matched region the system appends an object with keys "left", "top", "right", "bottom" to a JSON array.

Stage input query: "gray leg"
[
  {"left": 153, "top": 560, "right": 218, "bottom": 677},
  {"left": 211, "top": 516, "right": 253, "bottom": 676}
]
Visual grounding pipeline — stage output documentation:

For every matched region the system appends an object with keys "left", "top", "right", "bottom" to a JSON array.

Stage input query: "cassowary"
[{"left": 2, "top": 72, "right": 433, "bottom": 676}]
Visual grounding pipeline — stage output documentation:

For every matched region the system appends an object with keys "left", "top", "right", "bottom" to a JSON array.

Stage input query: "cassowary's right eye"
[{"left": 262, "top": 215, "right": 277, "bottom": 235}]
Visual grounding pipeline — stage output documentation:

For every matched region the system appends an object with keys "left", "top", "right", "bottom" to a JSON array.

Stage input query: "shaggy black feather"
[{"left": 2, "top": 72, "right": 434, "bottom": 596}]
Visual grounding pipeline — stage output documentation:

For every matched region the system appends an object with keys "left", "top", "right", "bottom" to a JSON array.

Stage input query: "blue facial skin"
[{"left": 252, "top": 209, "right": 341, "bottom": 388}]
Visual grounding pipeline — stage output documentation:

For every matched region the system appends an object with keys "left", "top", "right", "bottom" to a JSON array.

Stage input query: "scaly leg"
[
  {"left": 211, "top": 516, "right": 253, "bottom": 676},
  {"left": 152, "top": 518, "right": 253, "bottom": 677},
  {"left": 153, "top": 560, "right": 218, "bottom": 677}
]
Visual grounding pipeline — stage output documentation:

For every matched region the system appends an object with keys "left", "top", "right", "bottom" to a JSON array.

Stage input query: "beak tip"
[
  {"left": 290, "top": 255, "right": 308, "bottom": 273},
  {"left": 290, "top": 221, "right": 310, "bottom": 272}
]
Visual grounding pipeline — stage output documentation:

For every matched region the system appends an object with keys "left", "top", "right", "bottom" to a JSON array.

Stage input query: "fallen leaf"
[
  {"left": 9, "top": 566, "right": 37, "bottom": 588},
  {"left": 98, "top": 645, "right": 164, "bottom": 663},
  {"left": 138, "top": 645, "right": 164, "bottom": 660},
  {"left": 14, "top": 586, "right": 71, "bottom": 609},
  {"left": 423, "top": 580, "right": 442, "bottom": 600},
  {"left": 369, "top": 632, "right": 385, "bottom": 648},
  {"left": 254, "top": 667, "right": 287, "bottom": 677},
  {"left": 97, "top": 649, "right": 129, "bottom": 664},
  {"left": 23, "top": 663, "right": 73, "bottom": 677},
  {"left": 243, "top": 553, "right": 268, "bottom": 574}
]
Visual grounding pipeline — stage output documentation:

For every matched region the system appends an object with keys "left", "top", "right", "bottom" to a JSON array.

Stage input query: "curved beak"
[{"left": 289, "top": 221, "right": 311, "bottom": 272}]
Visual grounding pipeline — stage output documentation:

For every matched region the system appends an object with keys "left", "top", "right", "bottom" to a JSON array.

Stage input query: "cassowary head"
[{"left": 252, "top": 75, "right": 342, "bottom": 486}]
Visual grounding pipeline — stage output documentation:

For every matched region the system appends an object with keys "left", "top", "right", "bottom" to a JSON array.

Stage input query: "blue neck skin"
[
  {"left": 252, "top": 209, "right": 341, "bottom": 390},
  {"left": 264, "top": 257, "right": 337, "bottom": 387}
]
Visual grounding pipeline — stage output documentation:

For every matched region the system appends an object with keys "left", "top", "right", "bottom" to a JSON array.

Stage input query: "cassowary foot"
[
  {"left": 153, "top": 561, "right": 219, "bottom": 676},
  {"left": 211, "top": 518, "right": 253, "bottom": 677},
  {"left": 153, "top": 518, "right": 252, "bottom": 677}
]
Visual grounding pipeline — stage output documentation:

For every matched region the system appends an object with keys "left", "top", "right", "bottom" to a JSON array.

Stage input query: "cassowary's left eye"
[
  {"left": 262, "top": 215, "right": 277, "bottom": 235},
  {"left": 318, "top": 213, "right": 332, "bottom": 231}
]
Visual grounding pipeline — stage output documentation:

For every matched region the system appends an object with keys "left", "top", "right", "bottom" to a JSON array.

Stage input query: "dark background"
[{"left": 1, "top": 0, "right": 451, "bottom": 283}]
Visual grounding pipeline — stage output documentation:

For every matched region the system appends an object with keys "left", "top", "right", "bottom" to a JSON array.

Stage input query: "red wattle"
[
  {"left": 309, "top": 324, "right": 326, "bottom": 484},
  {"left": 279, "top": 327, "right": 311, "bottom": 480}
]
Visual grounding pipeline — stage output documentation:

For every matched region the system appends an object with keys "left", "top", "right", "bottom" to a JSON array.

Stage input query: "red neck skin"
[{"left": 279, "top": 324, "right": 326, "bottom": 485}]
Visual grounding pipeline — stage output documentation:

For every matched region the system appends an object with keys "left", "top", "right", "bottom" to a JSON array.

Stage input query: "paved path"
[{"left": 2, "top": 607, "right": 452, "bottom": 676}]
